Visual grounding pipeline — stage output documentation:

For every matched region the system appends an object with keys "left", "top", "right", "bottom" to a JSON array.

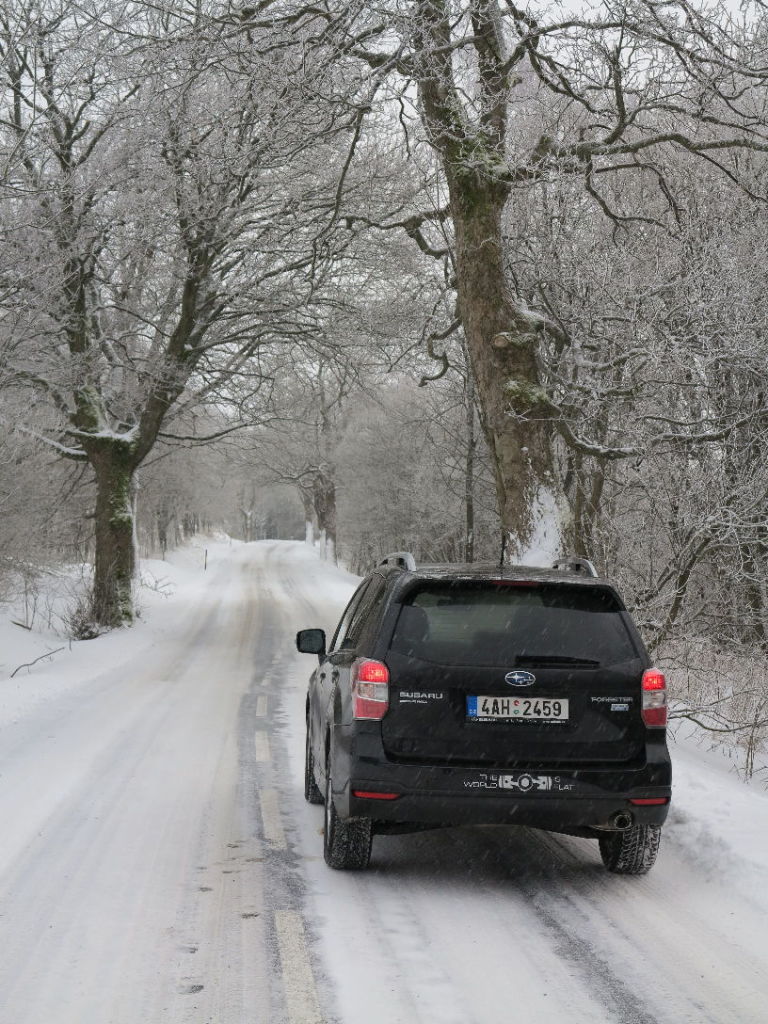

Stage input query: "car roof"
[{"left": 379, "top": 562, "right": 610, "bottom": 588}]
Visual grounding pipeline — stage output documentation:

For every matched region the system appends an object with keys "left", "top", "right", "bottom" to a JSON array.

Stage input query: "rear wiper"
[{"left": 515, "top": 655, "right": 600, "bottom": 667}]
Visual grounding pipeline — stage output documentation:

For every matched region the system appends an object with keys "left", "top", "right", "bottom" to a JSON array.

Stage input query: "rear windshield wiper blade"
[{"left": 515, "top": 655, "right": 600, "bottom": 667}]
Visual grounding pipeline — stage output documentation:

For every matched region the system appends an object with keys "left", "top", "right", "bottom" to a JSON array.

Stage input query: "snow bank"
[
  {"left": 515, "top": 484, "right": 565, "bottom": 566},
  {"left": 666, "top": 729, "right": 768, "bottom": 902},
  {"left": 0, "top": 536, "right": 238, "bottom": 728}
]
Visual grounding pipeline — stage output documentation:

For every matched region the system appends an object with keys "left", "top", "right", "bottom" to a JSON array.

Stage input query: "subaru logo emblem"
[{"left": 505, "top": 671, "right": 536, "bottom": 686}]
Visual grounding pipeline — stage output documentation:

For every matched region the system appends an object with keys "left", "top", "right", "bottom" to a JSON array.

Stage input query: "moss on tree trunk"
[
  {"left": 448, "top": 175, "right": 563, "bottom": 555},
  {"left": 90, "top": 444, "right": 138, "bottom": 628}
]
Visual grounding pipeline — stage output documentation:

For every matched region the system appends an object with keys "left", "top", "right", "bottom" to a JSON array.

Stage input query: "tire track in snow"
[
  {"left": 162, "top": 556, "right": 272, "bottom": 1024},
  {"left": 491, "top": 825, "right": 766, "bottom": 1024},
  {"left": 0, "top": 551, "right": 272, "bottom": 1024},
  {"left": 0, "top": 581, "right": 236, "bottom": 1024},
  {"left": 231, "top": 545, "right": 334, "bottom": 1023}
]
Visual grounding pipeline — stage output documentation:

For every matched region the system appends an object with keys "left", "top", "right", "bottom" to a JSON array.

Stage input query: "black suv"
[{"left": 297, "top": 554, "right": 671, "bottom": 874}]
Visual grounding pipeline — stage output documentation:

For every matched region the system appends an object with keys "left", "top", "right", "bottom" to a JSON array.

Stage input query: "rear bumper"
[
  {"left": 334, "top": 732, "right": 671, "bottom": 833},
  {"left": 347, "top": 789, "right": 670, "bottom": 833}
]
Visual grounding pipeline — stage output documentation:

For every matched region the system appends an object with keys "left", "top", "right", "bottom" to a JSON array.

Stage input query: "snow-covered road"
[{"left": 1, "top": 541, "right": 766, "bottom": 1023}]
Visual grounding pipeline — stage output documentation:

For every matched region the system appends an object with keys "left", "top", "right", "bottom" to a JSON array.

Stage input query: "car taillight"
[
  {"left": 352, "top": 790, "right": 400, "bottom": 800},
  {"left": 352, "top": 659, "right": 390, "bottom": 720},
  {"left": 641, "top": 669, "right": 667, "bottom": 727}
]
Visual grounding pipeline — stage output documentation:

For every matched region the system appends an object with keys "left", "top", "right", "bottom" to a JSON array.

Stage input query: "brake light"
[
  {"left": 352, "top": 659, "right": 390, "bottom": 720},
  {"left": 352, "top": 790, "right": 400, "bottom": 800},
  {"left": 629, "top": 797, "right": 669, "bottom": 806},
  {"left": 641, "top": 669, "right": 667, "bottom": 727}
]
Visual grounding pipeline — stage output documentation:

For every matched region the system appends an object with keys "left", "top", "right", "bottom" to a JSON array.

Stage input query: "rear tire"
[
  {"left": 323, "top": 772, "right": 372, "bottom": 870},
  {"left": 303, "top": 724, "right": 325, "bottom": 802},
  {"left": 304, "top": 722, "right": 323, "bottom": 805},
  {"left": 599, "top": 824, "right": 661, "bottom": 875}
]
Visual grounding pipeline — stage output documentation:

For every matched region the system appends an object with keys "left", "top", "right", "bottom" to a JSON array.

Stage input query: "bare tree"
[
  {"left": 312, "top": 0, "right": 768, "bottom": 558},
  {"left": 0, "top": 1, "right": 355, "bottom": 624}
]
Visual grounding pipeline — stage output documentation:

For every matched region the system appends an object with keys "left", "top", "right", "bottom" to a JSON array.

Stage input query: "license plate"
[{"left": 466, "top": 696, "right": 569, "bottom": 721}]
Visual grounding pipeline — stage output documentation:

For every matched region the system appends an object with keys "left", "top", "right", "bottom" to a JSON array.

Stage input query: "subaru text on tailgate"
[{"left": 297, "top": 553, "right": 671, "bottom": 873}]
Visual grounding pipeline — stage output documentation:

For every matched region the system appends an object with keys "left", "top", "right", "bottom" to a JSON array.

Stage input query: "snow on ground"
[
  {"left": 0, "top": 536, "right": 235, "bottom": 726},
  {"left": 1, "top": 539, "right": 767, "bottom": 1024},
  {"left": 665, "top": 736, "right": 768, "bottom": 899},
  {"left": 261, "top": 543, "right": 768, "bottom": 1023},
  {"left": 276, "top": 543, "right": 768, "bottom": 1024}
]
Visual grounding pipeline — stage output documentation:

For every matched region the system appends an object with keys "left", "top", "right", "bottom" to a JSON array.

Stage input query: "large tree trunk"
[
  {"left": 416, "top": 0, "right": 569, "bottom": 563},
  {"left": 448, "top": 176, "right": 567, "bottom": 561},
  {"left": 90, "top": 444, "right": 138, "bottom": 627},
  {"left": 464, "top": 369, "right": 476, "bottom": 564}
]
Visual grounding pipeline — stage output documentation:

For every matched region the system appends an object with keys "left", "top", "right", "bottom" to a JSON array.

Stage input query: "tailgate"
[
  {"left": 380, "top": 579, "right": 646, "bottom": 767},
  {"left": 382, "top": 654, "right": 645, "bottom": 765}
]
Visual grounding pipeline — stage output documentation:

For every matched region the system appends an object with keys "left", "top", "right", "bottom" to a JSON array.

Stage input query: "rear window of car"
[{"left": 388, "top": 582, "right": 639, "bottom": 667}]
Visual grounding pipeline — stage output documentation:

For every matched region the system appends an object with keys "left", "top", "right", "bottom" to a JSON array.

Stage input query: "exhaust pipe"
[{"left": 610, "top": 811, "right": 634, "bottom": 831}]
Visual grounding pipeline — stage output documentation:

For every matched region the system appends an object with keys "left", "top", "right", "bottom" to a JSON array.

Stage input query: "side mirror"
[{"left": 296, "top": 628, "right": 326, "bottom": 658}]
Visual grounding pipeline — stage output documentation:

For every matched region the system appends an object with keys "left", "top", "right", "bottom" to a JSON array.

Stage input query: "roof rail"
[
  {"left": 378, "top": 551, "right": 417, "bottom": 571},
  {"left": 553, "top": 556, "right": 599, "bottom": 578}
]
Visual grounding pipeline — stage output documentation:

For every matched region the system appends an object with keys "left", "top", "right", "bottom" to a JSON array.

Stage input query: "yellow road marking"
[
  {"left": 254, "top": 731, "right": 271, "bottom": 763},
  {"left": 259, "top": 789, "right": 286, "bottom": 849},
  {"left": 275, "top": 910, "right": 324, "bottom": 1024}
]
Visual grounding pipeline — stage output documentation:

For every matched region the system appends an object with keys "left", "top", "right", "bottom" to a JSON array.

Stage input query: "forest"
[{"left": 2, "top": 0, "right": 768, "bottom": 773}]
